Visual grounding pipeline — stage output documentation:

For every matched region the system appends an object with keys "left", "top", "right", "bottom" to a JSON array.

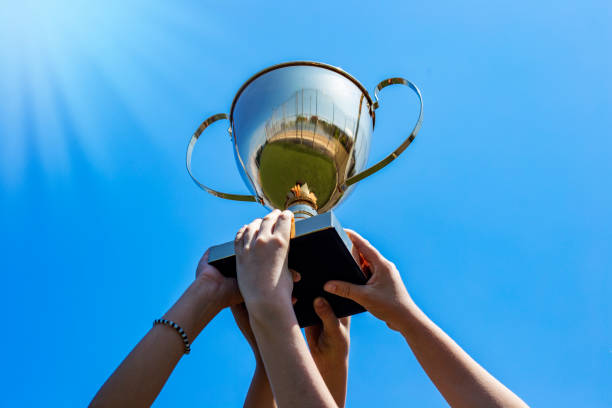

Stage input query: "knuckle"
[
  {"left": 248, "top": 219, "right": 262, "bottom": 230},
  {"left": 234, "top": 240, "right": 243, "bottom": 251},
  {"left": 269, "top": 235, "right": 286, "bottom": 247},
  {"left": 254, "top": 235, "right": 269, "bottom": 246}
]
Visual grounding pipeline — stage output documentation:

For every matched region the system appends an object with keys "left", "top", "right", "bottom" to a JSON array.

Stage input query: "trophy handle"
[
  {"left": 186, "top": 113, "right": 258, "bottom": 202},
  {"left": 342, "top": 77, "right": 423, "bottom": 188}
]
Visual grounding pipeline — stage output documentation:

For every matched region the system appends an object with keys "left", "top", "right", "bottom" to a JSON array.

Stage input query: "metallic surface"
[
  {"left": 186, "top": 113, "right": 258, "bottom": 202},
  {"left": 343, "top": 77, "right": 423, "bottom": 188},
  {"left": 287, "top": 203, "right": 318, "bottom": 220},
  {"left": 186, "top": 61, "right": 423, "bottom": 212}
]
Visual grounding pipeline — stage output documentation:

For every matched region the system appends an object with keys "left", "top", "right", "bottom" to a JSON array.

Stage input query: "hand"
[
  {"left": 323, "top": 229, "right": 415, "bottom": 331},
  {"left": 195, "top": 249, "right": 242, "bottom": 309},
  {"left": 231, "top": 270, "right": 301, "bottom": 361},
  {"left": 234, "top": 209, "right": 294, "bottom": 313},
  {"left": 305, "top": 297, "right": 350, "bottom": 407}
]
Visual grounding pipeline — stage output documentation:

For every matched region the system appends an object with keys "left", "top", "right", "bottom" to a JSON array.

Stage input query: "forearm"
[
  {"left": 90, "top": 279, "right": 223, "bottom": 407},
  {"left": 249, "top": 303, "right": 337, "bottom": 408},
  {"left": 243, "top": 359, "right": 277, "bottom": 408},
  {"left": 398, "top": 304, "right": 527, "bottom": 408},
  {"left": 317, "top": 361, "right": 348, "bottom": 408}
]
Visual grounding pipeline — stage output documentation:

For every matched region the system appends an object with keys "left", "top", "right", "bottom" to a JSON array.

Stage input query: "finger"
[
  {"left": 243, "top": 218, "right": 263, "bottom": 249},
  {"left": 196, "top": 249, "right": 226, "bottom": 281},
  {"left": 196, "top": 249, "right": 211, "bottom": 278},
  {"left": 292, "top": 296, "right": 298, "bottom": 305},
  {"left": 350, "top": 239, "right": 360, "bottom": 263},
  {"left": 273, "top": 210, "right": 293, "bottom": 240},
  {"left": 257, "top": 209, "right": 281, "bottom": 240},
  {"left": 234, "top": 225, "right": 247, "bottom": 252},
  {"left": 344, "top": 229, "right": 385, "bottom": 265},
  {"left": 313, "top": 297, "right": 341, "bottom": 335},
  {"left": 201, "top": 249, "right": 210, "bottom": 263},
  {"left": 324, "top": 280, "right": 368, "bottom": 304},
  {"left": 290, "top": 269, "right": 301, "bottom": 283},
  {"left": 340, "top": 316, "right": 351, "bottom": 330}
]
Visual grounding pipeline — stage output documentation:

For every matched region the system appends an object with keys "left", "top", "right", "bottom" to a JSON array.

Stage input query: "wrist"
[
  {"left": 247, "top": 297, "right": 297, "bottom": 331},
  {"left": 191, "top": 278, "right": 227, "bottom": 313},
  {"left": 163, "top": 279, "right": 223, "bottom": 341},
  {"left": 394, "top": 301, "right": 430, "bottom": 340},
  {"left": 195, "top": 275, "right": 236, "bottom": 309},
  {"left": 386, "top": 296, "right": 420, "bottom": 332}
]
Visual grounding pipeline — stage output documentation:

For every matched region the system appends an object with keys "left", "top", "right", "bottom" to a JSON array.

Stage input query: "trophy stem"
[
  {"left": 285, "top": 183, "right": 318, "bottom": 220},
  {"left": 287, "top": 202, "right": 318, "bottom": 220}
]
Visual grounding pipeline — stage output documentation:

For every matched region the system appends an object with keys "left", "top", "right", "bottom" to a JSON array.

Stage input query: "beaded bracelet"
[{"left": 153, "top": 318, "right": 191, "bottom": 354}]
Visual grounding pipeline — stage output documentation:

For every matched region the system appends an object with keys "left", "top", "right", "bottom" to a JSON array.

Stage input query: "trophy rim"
[{"left": 228, "top": 61, "right": 375, "bottom": 124}]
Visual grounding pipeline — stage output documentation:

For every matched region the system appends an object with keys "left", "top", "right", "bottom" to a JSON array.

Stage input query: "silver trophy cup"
[{"left": 187, "top": 61, "right": 423, "bottom": 326}]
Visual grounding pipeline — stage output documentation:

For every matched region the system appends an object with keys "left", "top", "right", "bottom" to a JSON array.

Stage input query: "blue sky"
[{"left": 0, "top": 0, "right": 610, "bottom": 406}]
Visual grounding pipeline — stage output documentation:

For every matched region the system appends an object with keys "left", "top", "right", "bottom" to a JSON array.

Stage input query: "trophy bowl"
[
  {"left": 231, "top": 62, "right": 374, "bottom": 213},
  {"left": 187, "top": 61, "right": 423, "bottom": 326}
]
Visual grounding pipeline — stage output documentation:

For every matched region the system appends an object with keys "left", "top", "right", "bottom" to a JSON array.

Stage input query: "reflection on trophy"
[{"left": 187, "top": 61, "right": 423, "bottom": 326}]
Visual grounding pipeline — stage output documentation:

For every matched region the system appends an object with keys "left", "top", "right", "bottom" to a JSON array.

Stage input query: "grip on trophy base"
[{"left": 208, "top": 212, "right": 368, "bottom": 327}]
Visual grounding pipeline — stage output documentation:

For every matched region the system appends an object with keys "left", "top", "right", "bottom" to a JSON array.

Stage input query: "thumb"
[
  {"left": 313, "top": 297, "right": 340, "bottom": 334},
  {"left": 324, "top": 280, "right": 367, "bottom": 304}
]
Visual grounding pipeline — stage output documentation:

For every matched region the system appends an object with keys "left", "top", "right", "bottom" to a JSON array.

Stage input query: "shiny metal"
[
  {"left": 187, "top": 61, "right": 423, "bottom": 213},
  {"left": 342, "top": 77, "right": 423, "bottom": 188},
  {"left": 287, "top": 202, "right": 318, "bottom": 220},
  {"left": 186, "top": 113, "right": 258, "bottom": 202}
]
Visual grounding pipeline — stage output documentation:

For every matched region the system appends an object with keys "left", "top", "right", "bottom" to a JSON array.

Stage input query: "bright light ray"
[{"left": 0, "top": 1, "right": 225, "bottom": 187}]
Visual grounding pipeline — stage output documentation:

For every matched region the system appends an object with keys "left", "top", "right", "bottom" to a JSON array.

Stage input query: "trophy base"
[{"left": 208, "top": 211, "right": 368, "bottom": 327}]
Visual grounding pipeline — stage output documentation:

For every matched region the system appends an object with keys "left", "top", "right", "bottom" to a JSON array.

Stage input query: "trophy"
[{"left": 187, "top": 61, "right": 422, "bottom": 326}]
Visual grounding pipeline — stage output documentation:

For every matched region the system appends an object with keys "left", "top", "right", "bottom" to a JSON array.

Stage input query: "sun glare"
[{"left": 0, "top": 1, "right": 219, "bottom": 188}]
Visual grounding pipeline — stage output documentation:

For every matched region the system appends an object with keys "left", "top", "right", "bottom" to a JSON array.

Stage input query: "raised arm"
[
  {"left": 232, "top": 302, "right": 277, "bottom": 408},
  {"left": 90, "top": 251, "right": 242, "bottom": 408},
  {"left": 304, "top": 298, "right": 351, "bottom": 408},
  {"left": 323, "top": 229, "right": 528, "bottom": 408},
  {"left": 234, "top": 209, "right": 338, "bottom": 408},
  {"left": 233, "top": 297, "right": 351, "bottom": 408}
]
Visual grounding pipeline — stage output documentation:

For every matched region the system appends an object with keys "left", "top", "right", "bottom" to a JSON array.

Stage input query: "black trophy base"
[{"left": 208, "top": 212, "right": 369, "bottom": 327}]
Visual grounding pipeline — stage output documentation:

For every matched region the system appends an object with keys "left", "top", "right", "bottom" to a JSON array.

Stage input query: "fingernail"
[{"left": 314, "top": 297, "right": 326, "bottom": 309}]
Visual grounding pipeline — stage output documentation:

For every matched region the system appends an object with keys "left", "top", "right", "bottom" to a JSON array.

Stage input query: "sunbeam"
[{"left": 0, "top": 1, "right": 225, "bottom": 187}]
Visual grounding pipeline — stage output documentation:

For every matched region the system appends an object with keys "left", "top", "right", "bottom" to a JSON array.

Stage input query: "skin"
[
  {"left": 232, "top": 303, "right": 277, "bottom": 408},
  {"left": 304, "top": 298, "right": 350, "bottom": 408},
  {"left": 324, "top": 229, "right": 529, "bottom": 408},
  {"left": 89, "top": 251, "right": 242, "bottom": 408},
  {"left": 91, "top": 214, "right": 525, "bottom": 408},
  {"left": 233, "top": 298, "right": 350, "bottom": 408},
  {"left": 234, "top": 209, "right": 338, "bottom": 408}
]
